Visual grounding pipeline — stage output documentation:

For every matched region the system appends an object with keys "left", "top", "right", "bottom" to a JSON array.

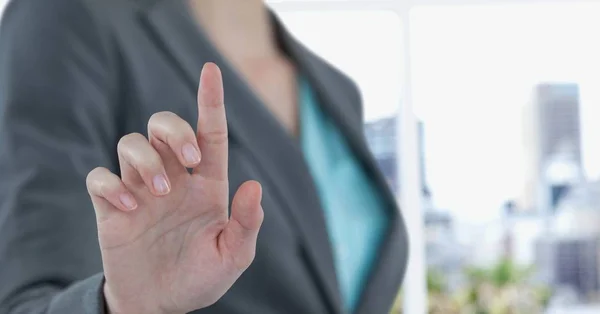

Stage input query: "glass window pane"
[
  {"left": 412, "top": 3, "right": 600, "bottom": 312},
  {"left": 274, "top": 9, "right": 404, "bottom": 193},
  {"left": 275, "top": 10, "right": 403, "bottom": 123}
]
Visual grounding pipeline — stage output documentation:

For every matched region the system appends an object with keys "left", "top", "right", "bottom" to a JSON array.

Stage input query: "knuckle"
[
  {"left": 144, "top": 150, "right": 163, "bottom": 169},
  {"left": 226, "top": 242, "right": 255, "bottom": 271},
  {"left": 86, "top": 168, "right": 112, "bottom": 197},
  {"left": 233, "top": 250, "right": 255, "bottom": 271},
  {"left": 148, "top": 111, "right": 181, "bottom": 134},
  {"left": 207, "top": 100, "right": 225, "bottom": 108},
  {"left": 148, "top": 111, "right": 177, "bottom": 125},
  {"left": 117, "top": 133, "right": 164, "bottom": 173},
  {"left": 96, "top": 180, "right": 109, "bottom": 198},
  {"left": 149, "top": 112, "right": 194, "bottom": 143},
  {"left": 133, "top": 155, "right": 162, "bottom": 175},
  {"left": 256, "top": 209, "right": 265, "bottom": 227},
  {"left": 117, "top": 133, "right": 146, "bottom": 152},
  {"left": 86, "top": 168, "right": 102, "bottom": 192},
  {"left": 201, "top": 130, "right": 228, "bottom": 145}
]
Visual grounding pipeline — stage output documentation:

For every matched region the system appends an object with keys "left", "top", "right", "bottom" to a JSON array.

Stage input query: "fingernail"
[
  {"left": 182, "top": 143, "right": 201, "bottom": 165},
  {"left": 153, "top": 174, "right": 170, "bottom": 195},
  {"left": 119, "top": 193, "right": 138, "bottom": 211}
]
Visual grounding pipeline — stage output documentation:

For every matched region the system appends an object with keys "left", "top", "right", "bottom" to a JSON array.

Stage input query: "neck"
[{"left": 189, "top": 0, "right": 278, "bottom": 60}]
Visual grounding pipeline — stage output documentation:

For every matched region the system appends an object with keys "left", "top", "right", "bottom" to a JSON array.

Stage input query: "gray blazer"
[{"left": 0, "top": 0, "right": 408, "bottom": 313}]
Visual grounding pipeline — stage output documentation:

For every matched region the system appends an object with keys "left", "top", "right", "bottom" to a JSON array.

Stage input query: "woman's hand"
[{"left": 85, "top": 63, "right": 264, "bottom": 314}]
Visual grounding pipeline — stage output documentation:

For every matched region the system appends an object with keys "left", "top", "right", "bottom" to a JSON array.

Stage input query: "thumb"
[{"left": 220, "top": 180, "right": 264, "bottom": 270}]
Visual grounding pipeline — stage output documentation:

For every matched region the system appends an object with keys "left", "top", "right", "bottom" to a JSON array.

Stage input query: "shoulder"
[
  {"left": 307, "top": 52, "right": 364, "bottom": 119},
  {"left": 2, "top": 0, "right": 97, "bottom": 25},
  {"left": 0, "top": 0, "right": 139, "bottom": 78},
  {"left": 309, "top": 52, "right": 361, "bottom": 100},
  {"left": 0, "top": 0, "right": 130, "bottom": 123},
  {"left": 0, "top": 0, "right": 132, "bottom": 39}
]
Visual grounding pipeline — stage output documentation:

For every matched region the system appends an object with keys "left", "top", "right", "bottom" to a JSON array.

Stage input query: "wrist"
[
  {"left": 103, "top": 281, "right": 123, "bottom": 314},
  {"left": 103, "top": 282, "right": 183, "bottom": 314}
]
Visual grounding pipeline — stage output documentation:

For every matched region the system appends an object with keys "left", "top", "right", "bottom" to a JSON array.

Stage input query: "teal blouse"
[{"left": 299, "top": 77, "right": 389, "bottom": 312}]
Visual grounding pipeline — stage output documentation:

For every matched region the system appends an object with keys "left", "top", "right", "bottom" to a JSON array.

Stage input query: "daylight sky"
[{"left": 279, "top": 3, "right": 600, "bottom": 222}]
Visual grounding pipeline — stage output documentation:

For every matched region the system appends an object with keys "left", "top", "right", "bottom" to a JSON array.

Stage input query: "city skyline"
[
  {"left": 519, "top": 83, "right": 583, "bottom": 213},
  {"left": 281, "top": 4, "right": 600, "bottom": 223}
]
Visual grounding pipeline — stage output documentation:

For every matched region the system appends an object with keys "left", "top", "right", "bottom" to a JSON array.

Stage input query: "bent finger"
[{"left": 87, "top": 167, "right": 138, "bottom": 219}]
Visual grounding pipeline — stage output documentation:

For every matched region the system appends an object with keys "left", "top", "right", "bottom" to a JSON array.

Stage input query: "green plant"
[
  {"left": 458, "top": 258, "right": 550, "bottom": 314},
  {"left": 465, "top": 259, "right": 534, "bottom": 288},
  {"left": 427, "top": 268, "right": 447, "bottom": 294},
  {"left": 390, "top": 260, "right": 552, "bottom": 314},
  {"left": 391, "top": 269, "right": 460, "bottom": 314}
]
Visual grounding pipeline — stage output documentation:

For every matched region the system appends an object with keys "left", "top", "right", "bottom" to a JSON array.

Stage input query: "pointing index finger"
[{"left": 194, "top": 63, "right": 228, "bottom": 181}]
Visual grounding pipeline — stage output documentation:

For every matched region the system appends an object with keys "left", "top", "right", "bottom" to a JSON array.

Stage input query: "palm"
[{"left": 89, "top": 63, "right": 263, "bottom": 314}]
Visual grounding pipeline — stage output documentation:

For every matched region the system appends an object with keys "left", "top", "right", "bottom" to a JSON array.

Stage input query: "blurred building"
[
  {"left": 536, "top": 180, "right": 600, "bottom": 301},
  {"left": 364, "top": 117, "right": 461, "bottom": 271},
  {"left": 364, "top": 117, "right": 429, "bottom": 196},
  {"left": 537, "top": 238, "right": 600, "bottom": 302},
  {"left": 553, "top": 180, "right": 600, "bottom": 239},
  {"left": 519, "top": 83, "right": 583, "bottom": 213},
  {"left": 364, "top": 117, "right": 399, "bottom": 191}
]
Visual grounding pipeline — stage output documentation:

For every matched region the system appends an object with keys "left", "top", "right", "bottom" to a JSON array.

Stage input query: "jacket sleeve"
[{"left": 0, "top": 0, "right": 119, "bottom": 313}]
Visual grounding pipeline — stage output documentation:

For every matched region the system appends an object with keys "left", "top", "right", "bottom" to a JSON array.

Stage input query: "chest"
[
  {"left": 105, "top": 6, "right": 407, "bottom": 313},
  {"left": 112, "top": 21, "right": 377, "bottom": 232},
  {"left": 236, "top": 59, "right": 299, "bottom": 136}
]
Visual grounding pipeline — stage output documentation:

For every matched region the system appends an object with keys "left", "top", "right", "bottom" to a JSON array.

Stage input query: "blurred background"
[
  {"left": 268, "top": 0, "right": 600, "bottom": 313},
  {"left": 3, "top": 0, "right": 600, "bottom": 313}
]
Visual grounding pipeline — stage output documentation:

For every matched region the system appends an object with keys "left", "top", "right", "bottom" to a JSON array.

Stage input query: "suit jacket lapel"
[
  {"left": 273, "top": 15, "right": 409, "bottom": 314},
  {"left": 138, "top": 1, "right": 343, "bottom": 313}
]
